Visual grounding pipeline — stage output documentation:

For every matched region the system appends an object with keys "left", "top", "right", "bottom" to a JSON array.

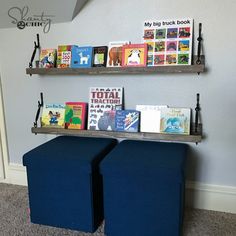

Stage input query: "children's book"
[
  {"left": 122, "top": 43, "right": 147, "bottom": 67},
  {"left": 71, "top": 46, "right": 93, "bottom": 68},
  {"left": 92, "top": 46, "right": 108, "bottom": 67},
  {"left": 160, "top": 107, "right": 191, "bottom": 135},
  {"left": 39, "top": 49, "right": 57, "bottom": 68},
  {"left": 41, "top": 103, "right": 65, "bottom": 128},
  {"left": 106, "top": 41, "right": 130, "bottom": 67},
  {"left": 143, "top": 18, "right": 193, "bottom": 66},
  {"left": 64, "top": 102, "right": 87, "bottom": 129},
  {"left": 87, "top": 87, "right": 123, "bottom": 131},
  {"left": 115, "top": 110, "right": 140, "bottom": 132},
  {"left": 57, "top": 45, "right": 74, "bottom": 68},
  {"left": 136, "top": 105, "right": 168, "bottom": 133}
]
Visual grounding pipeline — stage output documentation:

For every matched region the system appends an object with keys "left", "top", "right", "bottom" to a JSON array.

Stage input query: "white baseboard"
[
  {"left": 185, "top": 181, "right": 236, "bottom": 214},
  {"left": 1, "top": 164, "right": 236, "bottom": 214},
  {"left": 1, "top": 163, "right": 27, "bottom": 186}
]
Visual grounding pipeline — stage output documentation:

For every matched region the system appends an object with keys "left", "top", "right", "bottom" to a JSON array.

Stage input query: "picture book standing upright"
[
  {"left": 39, "top": 49, "right": 57, "bottom": 68},
  {"left": 92, "top": 46, "right": 108, "bottom": 67},
  {"left": 143, "top": 18, "right": 193, "bottom": 66},
  {"left": 160, "top": 107, "right": 191, "bottom": 135},
  {"left": 136, "top": 105, "right": 168, "bottom": 133},
  {"left": 41, "top": 103, "right": 65, "bottom": 128},
  {"left": 87, "top": 87, "right": 123, "bottom": 131},
  {"left": 115, "top": 110, "right": 140, "bottom": 132},
  {"left": 122, "top": 43, "right": 147, "bottom": 67},
  {"left": 57, "top": 45, "right": 74, "bottom": 68},
  {"left": 71, "top": 46, "right": 93, "bottom": 68},
  {"left": 64, "top": 102, "right": 87, "bottom": 129},
  {"left": 106, "top": 41, "right": 130, "bottom": 67}
]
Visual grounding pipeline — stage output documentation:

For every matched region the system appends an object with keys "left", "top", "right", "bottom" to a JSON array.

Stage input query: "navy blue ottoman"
[
  {"left": 100, "top": 140, "right": 188, "bottom": 236},
  {"left": 23, "top": 136, "right": 117, "bottom": 232}
]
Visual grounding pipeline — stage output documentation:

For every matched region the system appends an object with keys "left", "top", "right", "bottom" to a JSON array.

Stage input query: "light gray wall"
[{"left": 0, "top": 0, "right": 236, "bottom": 187}]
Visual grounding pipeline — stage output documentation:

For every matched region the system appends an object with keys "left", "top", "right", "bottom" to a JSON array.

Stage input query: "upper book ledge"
[{"left": 26, "top": 55, "right": 205, "bottom": 76}]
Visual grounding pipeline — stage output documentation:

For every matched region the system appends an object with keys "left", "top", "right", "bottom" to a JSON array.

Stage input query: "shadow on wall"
[{"left": 185, "top": 145, "right": 202, "bottom": 208}]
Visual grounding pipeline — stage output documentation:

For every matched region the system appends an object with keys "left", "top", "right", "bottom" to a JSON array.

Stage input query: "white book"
[{"left": 136, "top": 105, "right": 168, "bottom": 133}]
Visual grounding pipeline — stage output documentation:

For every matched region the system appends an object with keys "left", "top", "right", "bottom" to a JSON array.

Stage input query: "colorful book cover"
[
  {"left": 71, "top": 46, "right": 93, "bottom": 68},
  {"left": 122, "top": 43, "right": 147, "bottom": 67},
  {"left": 143, "top": 18, "right": 193, "bottom": 66},
  {"left": 87, "top": 87, "right": 123, "bottom": 131},
  {"left": 92, "top": 46, "right": 108, "bottom": 67},
  {"left": 64, "top": 102, "right": 87, "bottom": 129},
  {"left": 106, "top": 41, "right": 130, "bottom": 67},
  {"left": 136, "top": 105, "right": 168, "bottom": 133},
  {"left": 57, "top": 45, "right": 74, "bottom": 68},
  {"left": 160, "top": 107, "right": 191, "bottom": 135},
  {"left": 115, "top": 110, "right": 140, "bottom": 132},
  {"left": 41, "top": 103, "right": 65, "bottom": 128},
  {"left": 39, "top": 49, "right": 57, "bottom": 68}
]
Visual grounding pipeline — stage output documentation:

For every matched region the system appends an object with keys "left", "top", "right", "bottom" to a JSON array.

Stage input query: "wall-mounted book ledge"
[
  {"left": 26, "top": 56, "right": 205, "bottom": 76},
  {"left": 31, "top": 123, "right": 202, "bottom": 144}
]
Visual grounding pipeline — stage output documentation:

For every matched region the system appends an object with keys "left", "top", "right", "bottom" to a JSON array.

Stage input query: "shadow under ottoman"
[
  {"left": 23, "top": 136, "right": 117, "bottom": 233},
  {"left": 100, "top": 140, "right": 188, "bottom": 236}
]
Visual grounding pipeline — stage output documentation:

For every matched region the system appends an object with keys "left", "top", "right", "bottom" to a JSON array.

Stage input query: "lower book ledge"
[{"left": 31, "top": 126, "right": 202, "bottom": 143}]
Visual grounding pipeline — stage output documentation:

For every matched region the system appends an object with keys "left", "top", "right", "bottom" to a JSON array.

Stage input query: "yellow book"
[{"left": 41, "top": 103, "right": 65, "bottom": 128}]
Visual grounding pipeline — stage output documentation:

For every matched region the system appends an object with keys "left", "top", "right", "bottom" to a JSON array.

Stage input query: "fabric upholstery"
[
  {"left": 100, "top": 140, "right": 188, "bottom": 236},
  {"left": 23, "top": 136, "right": 117, "bottom": 232}
]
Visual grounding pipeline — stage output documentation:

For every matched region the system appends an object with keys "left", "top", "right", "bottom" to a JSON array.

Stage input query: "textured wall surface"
[{"left": 0, "top": 0, "right": 236, "bottom": 188}]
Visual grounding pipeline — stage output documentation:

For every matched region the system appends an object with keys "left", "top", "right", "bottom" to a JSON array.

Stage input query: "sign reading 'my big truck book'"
[
  {"left": 87, "top": 87, "right": 123, "bottom": 131},
  {"left": 143, "top": 18, "right": 193, "bottom": 66}
]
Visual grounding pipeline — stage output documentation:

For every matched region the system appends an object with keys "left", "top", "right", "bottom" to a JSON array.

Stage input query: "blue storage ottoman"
[
  {"left": 23, "top": 135, "right": 117, "bottom": 232},
  {"left": 100, "top": 140, "right": 188, "bottom": 236}
]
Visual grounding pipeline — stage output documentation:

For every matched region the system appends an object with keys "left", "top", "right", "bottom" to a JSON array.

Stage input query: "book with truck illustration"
[
  {"left": 87, "top": 87, "right": 123, "bottom": 131},
  {"left": 143, "top": 18, "right": 193, "bottom": 66}
]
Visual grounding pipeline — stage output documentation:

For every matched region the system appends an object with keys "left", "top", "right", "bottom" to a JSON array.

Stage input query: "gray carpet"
[{"left": 0, "top": 183, "right": 236, "bottom": 236}]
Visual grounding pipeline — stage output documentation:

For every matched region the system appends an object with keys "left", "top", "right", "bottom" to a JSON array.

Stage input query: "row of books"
[
  {"left": 40, "top": 87, "right": 191, "bottom": 135},
  {"left": 39, "top": 18, "right": 193, "bottom": 68},
  {"left": 39, "top": 42, "right": 149, "bottom": 69}
]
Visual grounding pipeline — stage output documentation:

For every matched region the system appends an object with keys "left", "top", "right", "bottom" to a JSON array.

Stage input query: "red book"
[{"left": 64, "top": 102, "right": 87, "bottom": 129}]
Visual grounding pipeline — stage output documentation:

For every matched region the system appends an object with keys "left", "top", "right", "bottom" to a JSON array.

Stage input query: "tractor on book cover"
[{"left": 98, "top": 110, "right": 116, "bottom": 131}]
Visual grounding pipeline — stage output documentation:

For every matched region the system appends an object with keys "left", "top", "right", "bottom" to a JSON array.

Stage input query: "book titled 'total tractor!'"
[{"left": 87, "top": 87, "right": 123, "bottom": 131}]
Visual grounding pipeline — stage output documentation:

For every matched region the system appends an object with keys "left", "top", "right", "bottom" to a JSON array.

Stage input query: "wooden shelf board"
[
  {"left": 31, "top": 127, "right": 202, "bottom": 143},
  {"left": 26, "top": 55, "right": 205, "bottom": 75}
]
